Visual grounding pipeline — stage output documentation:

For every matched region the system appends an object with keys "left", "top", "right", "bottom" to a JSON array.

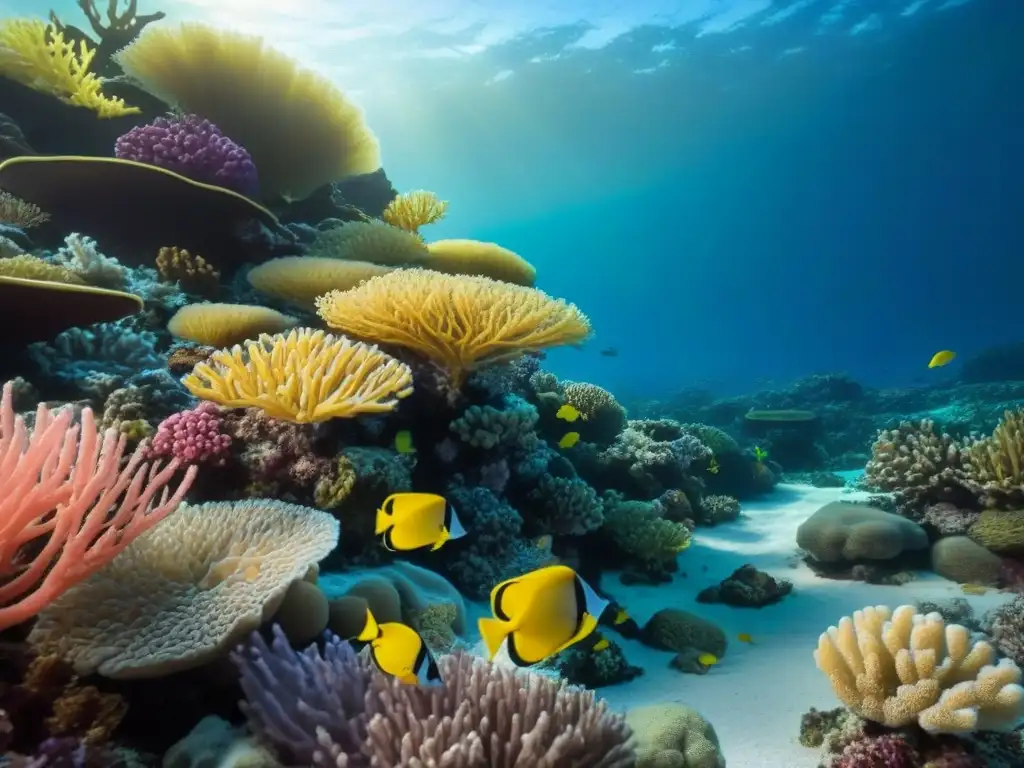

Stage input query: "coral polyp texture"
[
  {"left": 115, "top": 114, "right": 259, "bottom": 197},
  {"left": 316, "top": 269, "right": 592, "bottom": 387},
  {"left": 814, "top": 604, "right": 1024, "bottom": 733},
  {"left": 381, "top": 189, "right": 449, "bottom": 233},
  {"left": 0, "top": 380, "right": 196, "bottom": 631},
  {"left": 182, "top": 328, "right": 415, "bottom": 422}
]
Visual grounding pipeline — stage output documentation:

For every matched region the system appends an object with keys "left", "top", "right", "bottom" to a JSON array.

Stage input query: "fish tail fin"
[{"left": 478, "top": 617, "right": 509, "bottom": 660}]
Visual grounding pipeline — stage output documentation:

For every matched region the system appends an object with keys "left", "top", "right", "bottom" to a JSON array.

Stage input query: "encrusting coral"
[
  {"left": 0, "top": 379, "right": 196, "bottom": 631},
  {"left": 317, "top": 269, "right": 592, "bottom": 388},
  {"left": 814, "top": 604, "right": 1024, "bottom": 733},
  {"left": 27, "top": 500, "right": 339, "bottom": 678},
  {"left": 183, "top": 328, "right": 414, "bottom": 423},
  {"left": 0, "top": 18, "right": 139, "bottom": 117}
]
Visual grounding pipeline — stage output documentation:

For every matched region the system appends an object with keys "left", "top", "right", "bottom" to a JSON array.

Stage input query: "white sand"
[{"left": 573, "top": 483, "right": 1012, "bottom": 768}]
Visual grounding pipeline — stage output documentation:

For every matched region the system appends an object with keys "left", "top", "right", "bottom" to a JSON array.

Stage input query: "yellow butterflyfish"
[
  {"left": 356, "top": 609, "right": 442, "bottom": 686},
  {"left": 592, "top": 637, "right": 610, "bottom": 652},
  {"left": 556, "top": 404, "right": 582, "bottom": 422},
  {"left": 394, "top": 430, "right": 415, "bottom": 454},
  {"left": 697, "top": 652, "right": 718, "bottom": 666},
  {"left": 478, "top": 564, "right": 609, "bottom": 667},
  {"left": 928, "top": 350, "right": 956, "bottom": 368},
  {"left": 375, "top": 492, "right": 466, "bottom": 552},
  {"left": 558, "top": 431, "right": 580, "bottom": 449}
]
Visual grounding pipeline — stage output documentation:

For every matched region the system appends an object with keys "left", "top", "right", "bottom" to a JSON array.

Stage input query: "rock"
[
  {"left": 797, "top": 501, "right": 928, "bottom": 562},
  {"left": 696, "top": 564, "right": 793, "bottom": 607}
]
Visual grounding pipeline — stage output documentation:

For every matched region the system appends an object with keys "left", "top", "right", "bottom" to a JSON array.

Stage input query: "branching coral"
[
  {"left": 864, "top": 420, "right": 974, "bottom": 503},
  {"left": 317, "top": 269, "right": 591, "bottom": 388},
  {"left": 449, "top": 395, "right": 540, "bottom": 450},
  {"left": 529, "top": 475, "right": 605, "bottom": 536},
  {"left": 0, "top": 18, "right": 139, "bottom": 117},
  {"left": 814, "top": 604, "right": 1024, "bottom": 733},
  {"left": 0, "top": 189, "right": 49, "bottom": 228},
  {"left": 962, "top": 409, "right": 1024, "bottom": 508},
  {"left": 603, "top": 495, "right": 691, "bottom": 567},
  {"left": 0, "top": 379, "right": 196, "bottom": 631},
  {"left": 183, "top": 328, "right": 414, "bottom": 423},
  {"left": 381, "top": 190, "right": 448, "bottom": 234},
  {"left": 50, "top": 233, "right": 128, "bottom": 290},
  {"left": 155, "top": 246, "right": 220, "bottom": 298},
  {"left": 233, "top": 626, "right": 636, "bottom": 767},
  {"left": 601, "top": 419, "right": 711, "bottom": 496}
]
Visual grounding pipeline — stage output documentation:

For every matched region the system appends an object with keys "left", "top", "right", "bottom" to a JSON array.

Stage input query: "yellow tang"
[
  {"left": 558, "top": 432, "right": 580, "bottom": 449},
  {"left": 394, "top": 430, "right": 415, "bottom": 454},
  {"left": 928, "top": 350, "right": 956, "bottom": 368},
  {"left": 478, "top": 564, "right": 609, "bottom": 667},
  {"left": 556, "top": 404, "right": 581, "bottom": 422},
  {"left": 375, "top": 492, "right": 467, "bottom": 552},
  {"left": 697, "top": 652, "right": 718, "bottom": 666},
  {"left": 356, "top": 609, "right": 442, "bottom": 686}
]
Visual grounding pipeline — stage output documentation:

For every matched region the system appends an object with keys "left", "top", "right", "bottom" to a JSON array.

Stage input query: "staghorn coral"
[
  {"left": 115, "top": 22, "right": 380, "bottom": 201},
  {"left": 961, "top": 409, "right": 1024, "bottom": 508},
  {"left": 233, "top": 626, "right": 635, "bottom": 768},
  {"left": 167, "top": 302, "right": 297, "bottom": 348},
  {"left": 27, "top": 500, "right": 339, "bottom": 678},
  {"left": 381, "top": 190, "right": 448, "bottom": 234},
  {"left": 815, "top": 604, "right": 1024, "bottom": 732},
  {"left": 449, "top": 395, "right": 539, "bottom": 450},
  {"left": 155, "top": 246, "right": 220, "bottom": 298},
  {"left": 0, "top": 189, "right": 49, "bottom": 228},
  {"left": 50, "top": 233, "right": 127, "bottom": 290},
  {"left": 317, "top": 269, "right": 591, "bottom": 388},
  {"left": 183, "top": 328, "right": 414, "bottom": 423},
  {"left": 0, "top": 379, "right": 196, "bottom": 631}
]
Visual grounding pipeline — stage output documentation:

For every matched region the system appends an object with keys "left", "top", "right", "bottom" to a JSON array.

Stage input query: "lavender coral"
[
  {"left": 115, "top": 114, "right": 259, "bottom": 197},
  {"left": 148, "top": 402, "right": 231, "bottom": 464},
  {"left": 233, "top": 625, "right": 636, "bottom": 768}
]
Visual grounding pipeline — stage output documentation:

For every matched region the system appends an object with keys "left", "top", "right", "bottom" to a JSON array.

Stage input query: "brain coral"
[
  {"left": 796, "top": 501, "right": 929, "bottom": 563},
  {"left": 626, "top": 703, "right": 726, "bottom": 768},
  {"left": 27, "top": 500, "right": 339, "bottom": 679}
]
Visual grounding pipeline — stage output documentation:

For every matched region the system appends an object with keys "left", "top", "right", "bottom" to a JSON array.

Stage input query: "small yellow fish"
[
  {"left": 558, "top": 431, "right": 580, "bottom": 449},
  {"left": 612, "top": 608, "right": 630, "bottom": 626},
  {"left": 697, "top": 652, "right": 718, "bottom": 666},
  {"left": 556, "top": 404, "right": 582, "bottom": 422},
  {"left": 357, "top": 609, "right": 442, "bottom": 686},
  {"left": 394, "top": 430, "right": 415, "bottom": 454},
  {"left": 707, "top": 456, "right": 720, "bottom": 475},
  {"left": 478, "top": 564, "right": 609, "bottom": 667},
  {"left": 928, "top": 349, "right": 956, "bottom": 368},
  {"left": 961, "top": 583, "right": 988, "bottom": 595},
  {"left": 375, "top": 492, "right": 466, "bottom": 552},
  {"left": 592, "top": 637, "right": 610, "bottom": 652},
  {"left": 737, "top": 632, "right": 754, "bottom": 644}
]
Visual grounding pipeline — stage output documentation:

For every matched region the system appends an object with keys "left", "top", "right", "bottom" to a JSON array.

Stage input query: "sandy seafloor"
[{"left": 464, "top": 482, "right": 1017, "bottom": 768}]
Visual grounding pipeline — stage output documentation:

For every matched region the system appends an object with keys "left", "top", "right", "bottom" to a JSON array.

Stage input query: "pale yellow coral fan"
[
  {"left": 0, "top": 190, "right": 49, "bottom": 228},
  {"left": 0, "top": 18, "right": 139, "bottom": 117},
  {"left": 246, "top": 256, "right": 392, "bottom": 310},
  {"left": 310, "top": 221, "right": 429, "bottom": 266},
  {"left": 382, "top": 190, "right": 448, "bottom": 234},
  {"left": 114, "top": 22, "right": 380, "bottom": 201},
  {"left": 424, "top": 238, "right": 537, "bottom": 286},
  {"left": 167, "top": 302, "right": 297, "bottom": 348},
  {"left": 316, "top": 269, "right": 592, "bottom": 388},
  {"left": 27, "top": 500, "right": 339, "bottom": 678},
  {"left": 182, "top": 328, "right": 414, "bottom": 423},
  {"left": 814, "top": 604, "right": 1024, "bottom": 733}
]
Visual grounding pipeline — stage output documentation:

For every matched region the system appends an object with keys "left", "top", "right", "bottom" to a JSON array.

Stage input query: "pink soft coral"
[
  {"left": 149, "top": 401, "right": 231, "bottom": 464},
  {"left": 0, "top": 381, "right": 196, "bottom": 631},
  {"left": 836, "top": 734, "right": 918, "bottom": 768}
]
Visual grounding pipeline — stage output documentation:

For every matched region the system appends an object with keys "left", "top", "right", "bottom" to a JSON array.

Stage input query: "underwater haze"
[{"left": 34, "top": 0, "right": 1019, "bottom": 397}]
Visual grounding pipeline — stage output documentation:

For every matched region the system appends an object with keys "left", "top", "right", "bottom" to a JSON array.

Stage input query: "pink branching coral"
[
  {"left": 835, "top": 733, "right": 917, "bottom": 768},
  {"left": 0, "top": 380, "right": 196, "bottom": 631},
  {"left": 148, "top": 402, "right": 231, "bottom": 464}
]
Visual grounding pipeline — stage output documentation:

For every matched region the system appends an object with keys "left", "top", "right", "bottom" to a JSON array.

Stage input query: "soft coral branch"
[{"left": 0, "top": 380, "right": 196, "bottom": 630}]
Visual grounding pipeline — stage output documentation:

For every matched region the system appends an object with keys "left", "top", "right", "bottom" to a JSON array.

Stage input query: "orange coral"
[{"left": 315, "top": 269, "right": 591, "bottom": 387}]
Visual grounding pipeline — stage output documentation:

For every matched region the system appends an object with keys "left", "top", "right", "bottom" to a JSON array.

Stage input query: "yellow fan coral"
[
  {"left": 114, "top": 22, "right": 380, "bottom": 201},
  {"left": 382, "top": 190, "right": 448, "bottom": 234},
  {"left": 424, "top": 238, "right": 537, "bottom": 286},
  {"left": 310, "top": 221, "right": 429, "bottom": 266},
  {"left": 316, "top": 269, "right": 592, "bottom": 387},
  {"left": 167, "top": 303, "right": 297, "bottom": 348},
  {"left": 0, "top": 18, "right": 139, "bottom": 118},
  {"left": 182, "top": 328, "right": 414, "bottom": 423},
  {"left": 246, "top": 256, "right": 392, "bottom": 310},
  {"left": 0, "top": 190, "right": 49, "bottom": 228}
]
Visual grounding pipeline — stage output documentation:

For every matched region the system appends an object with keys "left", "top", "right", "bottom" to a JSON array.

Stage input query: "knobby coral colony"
[{"left": 0, "top": 8, "right": 767, "bottom": 763}]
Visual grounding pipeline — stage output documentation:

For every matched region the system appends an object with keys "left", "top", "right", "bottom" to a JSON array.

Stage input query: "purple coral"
[
  {"left": 115, "top": 114, "right": 259, "bottom": 197},
  {"left": 148, "top": 401, "right": 231, "bottom": 464}
]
